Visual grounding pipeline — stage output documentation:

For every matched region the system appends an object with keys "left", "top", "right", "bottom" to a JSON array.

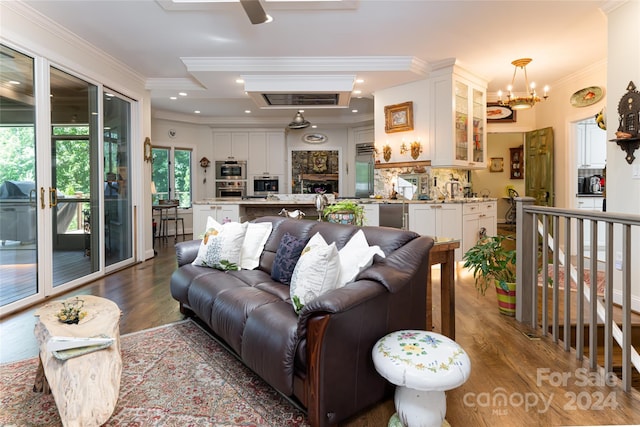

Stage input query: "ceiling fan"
[{"left": 239, "top": 0, "right": 271, "bottom": 25}]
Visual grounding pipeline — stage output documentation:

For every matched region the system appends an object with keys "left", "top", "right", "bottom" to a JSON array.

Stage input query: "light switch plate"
[{"left": 633, "top": 164, "right": 640, "bottom": 179}]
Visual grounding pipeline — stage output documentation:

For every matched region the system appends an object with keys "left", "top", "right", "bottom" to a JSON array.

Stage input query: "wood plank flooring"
[{"left": 1, "top": 236, "right": 639, "bottom": 426}]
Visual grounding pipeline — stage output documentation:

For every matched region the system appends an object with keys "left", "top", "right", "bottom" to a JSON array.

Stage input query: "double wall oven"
[{"left": 215, "top": 160, "right": 246, "bottom": 198}]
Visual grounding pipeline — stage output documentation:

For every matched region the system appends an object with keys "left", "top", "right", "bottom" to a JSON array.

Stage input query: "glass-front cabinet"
[{"left": 428, "top": 61, "right": 487, "bottom": 169}]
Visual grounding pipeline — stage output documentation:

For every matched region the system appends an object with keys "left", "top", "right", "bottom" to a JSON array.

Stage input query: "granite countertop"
[{"left": 194, "top": 196, "right": 498, "bottom": 205}]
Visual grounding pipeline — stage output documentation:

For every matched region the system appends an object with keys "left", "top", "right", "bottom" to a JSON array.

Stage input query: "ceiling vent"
[{"left": 243, "top": 75, "right": 354, "bottom": 109}]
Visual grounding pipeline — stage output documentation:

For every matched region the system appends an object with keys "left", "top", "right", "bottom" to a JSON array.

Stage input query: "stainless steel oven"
[
  {"left": 216, "top": 180, "right": 246, "bottom": 198},
  {"left": 253, "top": 176, "right": 279, "bottom": 196},
  {"left": 215, "top": 160, "right": 246, "bottom": 180}
]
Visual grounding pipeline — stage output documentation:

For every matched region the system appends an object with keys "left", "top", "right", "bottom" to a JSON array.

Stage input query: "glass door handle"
[
  {"left": 49, "top": 187, "right": 58, "bottom": 208},
  {"left": 40, "top": 187, "right": 46, "bottom": 209}
]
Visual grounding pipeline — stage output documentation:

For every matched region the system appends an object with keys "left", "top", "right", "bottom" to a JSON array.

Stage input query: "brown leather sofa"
[{"left": 170, "top": 216, "right": 434, "bottom": 427}]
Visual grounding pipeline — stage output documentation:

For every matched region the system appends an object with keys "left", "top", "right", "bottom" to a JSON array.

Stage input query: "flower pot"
[
  {"left": 495, "top": 281, "right": 516, "bottom": 316},
  {"left": 326, "top": 212, "right": 356, "bottom": 225}
]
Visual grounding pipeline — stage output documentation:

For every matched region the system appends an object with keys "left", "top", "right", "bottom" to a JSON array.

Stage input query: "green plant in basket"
[
  {"left": 462, "top": 234, "right": 516, "bottom": 296},
  {"left": 322, "top": 200, "right": 365, "bottom": 226}
]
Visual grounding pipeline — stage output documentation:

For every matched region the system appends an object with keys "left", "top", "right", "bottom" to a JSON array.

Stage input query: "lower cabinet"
[
  {"left": 462, "top": 201, "right": 497, "bottom": 255},
  {"left": 362, "top": 204, "right": 379, "bottom": 227},
  {"left": 192, "top": 204, "right": 240, "bottom": 237},
  {"left": 575, "top": 197, "right": 605, "bottom": 250},
  {"left": 408, "top": 204, "right": 463, "bottom": 260}
]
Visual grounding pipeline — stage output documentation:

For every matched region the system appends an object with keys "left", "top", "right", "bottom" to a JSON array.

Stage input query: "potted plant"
[
  {"left": 462, "top": 234, "right": 517, "bottom": 316},
  {"left": 323, "top": 200, "right": 365, "bottom": 226}
]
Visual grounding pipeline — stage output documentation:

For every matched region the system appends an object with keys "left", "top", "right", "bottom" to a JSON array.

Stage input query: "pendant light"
[{"left": 288, "top": 111, "right": 311, "bottom": 129}]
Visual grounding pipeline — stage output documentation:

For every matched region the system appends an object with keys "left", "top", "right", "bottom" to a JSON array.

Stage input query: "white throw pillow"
[
  {"left": 239, "top": 222, "right": 273, "bottom": 270},
  {"left": 192, "top": 218, "right": 247, "bottom": 269},
  {"left": 338, "top": 229, "right": 385, "bottom": 286},
  {"left": 290, "top": 232, "right": 341, "bottom": 313}
]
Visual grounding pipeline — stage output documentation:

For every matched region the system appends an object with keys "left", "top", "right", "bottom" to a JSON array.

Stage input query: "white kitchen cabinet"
[
  {"left": 409, "top": 203, "right": 463, "bottom": 260},
  {"left": 247, "top": 131, "right": 286, "bottom": 195},
  {"left": 212, "top": 132, "right": 249, "bottom": 161},
  {"left": 192, "top": 203, "right": 241, "bottom": 237},
  {"left": 362, "top": 203, "right": 379, "bottom": 226},
  {"left": 247, "top": 132, "right": 286, "bottom": 176},
  {"left": 575, "top": 196, "right": 605, "bottom": 250},
  {"left": 428, "top": 62, "right": 488, "bottom": 169},
  {"left": 462, "top": 201, "right": 497, "bottom": 255},
  {"left": 576, "top": 119, "right": 606, "bottom": 168}
]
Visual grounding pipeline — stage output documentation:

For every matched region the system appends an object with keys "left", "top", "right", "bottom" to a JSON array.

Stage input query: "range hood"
[{"left": 242, "top": 74, "right": 354, "bottom": 109}]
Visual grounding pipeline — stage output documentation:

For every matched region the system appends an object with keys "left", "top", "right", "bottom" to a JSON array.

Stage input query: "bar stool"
[{"left": 162, "top": 216, "right": 185, "bottom": 240}]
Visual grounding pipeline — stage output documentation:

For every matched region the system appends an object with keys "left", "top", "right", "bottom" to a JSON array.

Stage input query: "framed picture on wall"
[
  {"left": 487, "top": 103, "right": 517, "bottom": 123},
  {"left": 384, "top": 101, "right": 414, "bottom": 133},
  {"left": 489, "top": 157, "right": 504, "bottom": 172}
]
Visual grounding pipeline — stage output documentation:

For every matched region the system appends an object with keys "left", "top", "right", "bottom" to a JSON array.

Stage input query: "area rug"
[
  {"left": 537, "top": 264, "right": 605, "bottom": 296},
  {"left": 0, "top": 320, "right": 309, "bottom": 426}
]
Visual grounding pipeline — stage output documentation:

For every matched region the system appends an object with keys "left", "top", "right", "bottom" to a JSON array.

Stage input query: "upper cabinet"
[
  {"left": 428, "top": 62, "right": 488, "bottom": 169},
  {"left": 247, "top": 131, "right": 286, "bottom": 176},
  {"left": 212, "top": 132, "right": 249, "bottom": 161},
  {"left": 576, "top": 118, "right": 606, "bottom": 169}
]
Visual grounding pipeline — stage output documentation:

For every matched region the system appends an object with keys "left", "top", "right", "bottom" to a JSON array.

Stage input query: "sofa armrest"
[
  {"left": 296, "top": 280, "right": 386, "bottom": 336},
  {"left": 175, "top": 239, "right": 202, "bottom": 266}
]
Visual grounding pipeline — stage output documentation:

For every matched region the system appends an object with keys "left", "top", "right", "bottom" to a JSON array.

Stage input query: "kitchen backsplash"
[{"left": 374, "top": 167, "right": 470, "bottom": 199}]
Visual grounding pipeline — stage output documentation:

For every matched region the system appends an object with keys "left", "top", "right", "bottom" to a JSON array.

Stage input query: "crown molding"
[
  {"left": 2, "top": 1, "right": 145, "bottom": 88},
  {"left": 181, "top": 56, "right": 428, "bottom": 76}
]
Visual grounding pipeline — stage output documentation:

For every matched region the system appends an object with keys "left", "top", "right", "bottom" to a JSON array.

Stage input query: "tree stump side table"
[
  {"left": 372, "top": 330, "right": 471, "bottom": 427},
  {"left": 33, "top": 295, "right": 122, "bottom": 427}
]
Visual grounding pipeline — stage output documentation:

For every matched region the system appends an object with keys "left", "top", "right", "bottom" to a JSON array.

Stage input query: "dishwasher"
[{"left": 378, "top": 203, "right": 405, "bottom": 229}]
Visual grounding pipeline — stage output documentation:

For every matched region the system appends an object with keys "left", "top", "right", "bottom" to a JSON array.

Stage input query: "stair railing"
[{"left": 515, "top": 196, "right": 640, "bottom": 392}]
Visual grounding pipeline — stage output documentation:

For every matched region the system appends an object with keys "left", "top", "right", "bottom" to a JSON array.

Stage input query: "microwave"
[
  {"left": 215, "top": 160, "right": 246, "bottom": 180},
  {"left": 253, "top": 176, "right": 279, "bottom": 195}
]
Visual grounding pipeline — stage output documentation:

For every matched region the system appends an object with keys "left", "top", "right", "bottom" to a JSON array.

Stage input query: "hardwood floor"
[{"left": 1, "top": 236, "right": 639, "bottom": 426}]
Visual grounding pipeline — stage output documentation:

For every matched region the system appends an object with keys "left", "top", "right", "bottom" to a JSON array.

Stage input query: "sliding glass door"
[
  {"left": 49, "top": 67, "right": 100, "bottom": 286},
  {"left": 0, "top": 45, "right": 38, "bottom": 307},
  {"left": 0, "top": 44, "right": 135, "bottom": 314}
]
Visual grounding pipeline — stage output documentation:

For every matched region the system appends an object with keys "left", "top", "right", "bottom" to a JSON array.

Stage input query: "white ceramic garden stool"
[{"left": 372, "top": 330, "right": 471, "bottom": 427}]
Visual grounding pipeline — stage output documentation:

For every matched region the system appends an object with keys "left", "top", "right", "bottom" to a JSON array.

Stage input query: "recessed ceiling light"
[
  {"left": 170, "top": 96, "right": 177, "bottom": 100},
  {"left": 353, "top": 90, "right": 362, "bottom": 95},
  {"left": 194, "top": 110, "right": 201, "bottom": 114},
  {"left": 236, "top": 79, "right": 244, "bottom": 84},
  {"left": 352, "top": 109, "right": 358, "bottom": 113},
  {"left": 244, "top": 110, "right": 251, "bottom": 114},
  {"left": 356, "top": 79, "right": 364, "bottom": 84},
  {"left": 179, "top": 92, "right": 188, "bottom": 96},
  {"left": 311, "top": 125, "right": 317, "bottom": 129}
]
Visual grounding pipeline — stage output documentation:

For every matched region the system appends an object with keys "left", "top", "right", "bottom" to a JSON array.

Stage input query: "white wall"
[
  {"left": 604, "top": 0, "right": 640, "bottom": 311},
  {"left": 374, "top": 81, "right": 429, "bottom": 163},
  {"left": 472, "top": 133, "right": 526, "bottom": 221}
]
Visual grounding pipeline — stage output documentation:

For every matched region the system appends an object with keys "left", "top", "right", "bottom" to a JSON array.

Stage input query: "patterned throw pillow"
[
  {"left": 271, "top": 232, "right": 307, "bottom": 285},
  {"left": 192, "top": 219, "right": 247, "bottom": 270}
]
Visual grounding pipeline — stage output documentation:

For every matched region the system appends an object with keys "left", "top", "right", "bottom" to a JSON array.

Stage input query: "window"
[{"left": 152, "top": 147, "right": 192, "bottom": 207}]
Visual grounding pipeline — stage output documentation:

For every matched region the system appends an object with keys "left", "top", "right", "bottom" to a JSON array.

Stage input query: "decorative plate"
[
  {"left": 570, "top": 86, "right": 604, "bottom": 108},
  {"left": 302, "top": 133, "right": 327, "bottom": 144},
  {"left": 487, "top": 105, "right": 512, "bottom": 120}
]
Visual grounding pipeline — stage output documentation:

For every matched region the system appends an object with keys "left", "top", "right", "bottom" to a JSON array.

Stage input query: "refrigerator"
[{"left": 355, "top": 143, "right": 375, "bottom": 198}]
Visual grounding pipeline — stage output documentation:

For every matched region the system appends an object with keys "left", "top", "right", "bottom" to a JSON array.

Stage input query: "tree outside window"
[{"left": 152, "top": 147, "right": 191, "bottom": 207}]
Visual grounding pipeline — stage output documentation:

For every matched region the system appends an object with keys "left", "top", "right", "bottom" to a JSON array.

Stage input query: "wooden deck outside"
[{"left": 1, "top": 236, "right": 639, "bottom": 426}]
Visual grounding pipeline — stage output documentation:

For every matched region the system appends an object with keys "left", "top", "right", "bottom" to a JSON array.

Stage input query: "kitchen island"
[{"left": 193, "top": 195, "right": 497, "bottom": 259}]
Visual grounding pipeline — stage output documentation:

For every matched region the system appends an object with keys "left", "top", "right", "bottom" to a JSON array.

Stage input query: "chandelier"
[{"left": 498, "top": 58, "right": 549, "bottom": 110}]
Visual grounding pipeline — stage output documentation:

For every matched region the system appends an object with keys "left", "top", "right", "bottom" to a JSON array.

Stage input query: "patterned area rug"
[
  {"left": 538, "top": 264, "right": 606, "bottom": 296},
  {"left": 0, "top": 320, "right": 309, "bottom": 426}
]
